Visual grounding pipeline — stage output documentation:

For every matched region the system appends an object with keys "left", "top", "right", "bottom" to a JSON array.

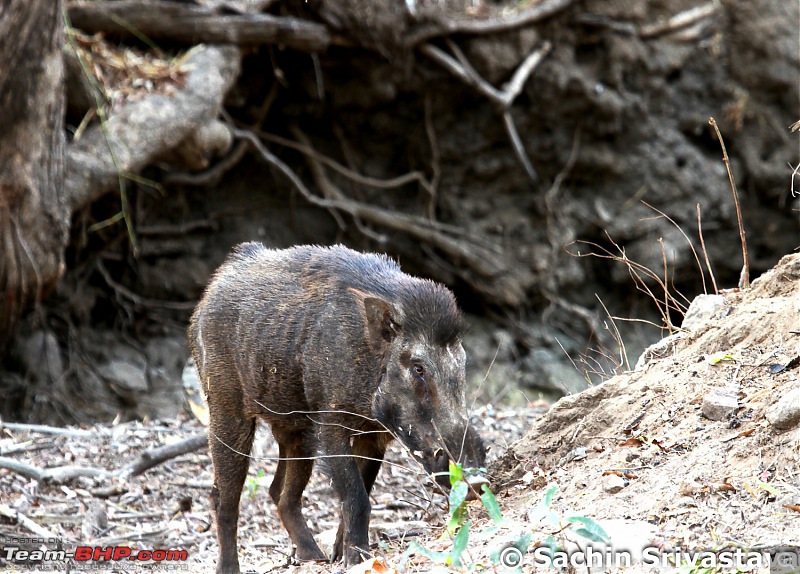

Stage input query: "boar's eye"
[{"left": 412, "top": 363, "right": 425, "bottom": 378}]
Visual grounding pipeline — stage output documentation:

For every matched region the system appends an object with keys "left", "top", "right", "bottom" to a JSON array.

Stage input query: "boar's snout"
[{"left": 413, "top": 423, "right": 489, "bottom": 501}]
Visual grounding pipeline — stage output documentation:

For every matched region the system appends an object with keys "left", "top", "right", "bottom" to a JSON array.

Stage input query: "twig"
[
  {"left": 502, "top": 110, "right": 539, "bottom": 183},
  {"left": 595, "top": 294, "right": 629, "bottom": 372},
  {"left": 789, "top": 162, "right": 800, "bottom": 197},
  {"left": 641, "top": 200, "right": 707, "bottom": 295},
  {"left": 0, "top": 421, "right": 93, "bottom": 437},
  {"left": 0, "top": 456, "right": 108, "bottom": 483},
  {"left": 658, "top": 238, "right": 673, "bottom": 330},
  {"left": 0, "top": 433, "right": 209, "bottom": 484},
  {"left": 119, "top": 432, "right": 208, "bottom": 478},
  {"left": 639, "top": 3, "right": 717, "bottom": 39},
  {"left": 545, "top": 123, "right": 582, "bottom": 250},
  {"left": 420, "top": 41, "right": 551, "bottom": 184},
  {"left": 406, "top": 0, "right": 573, "bottom": 45},
  {"left": 696, "top": 203, "right": 718, "bottom": 294},
  {"left": 0, "top": 503, "right": 60, "bottom": 539},
  {"left": 708, "top": 117, "right": 749, "bottom": 289},
  {"left": 96, "top": 260, "right": 197, "bottom": 311}
]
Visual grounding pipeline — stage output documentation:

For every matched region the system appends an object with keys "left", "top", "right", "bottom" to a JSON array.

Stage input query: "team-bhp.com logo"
[{"left": 2, "top": 541, "right": 188, "bottom": 570}]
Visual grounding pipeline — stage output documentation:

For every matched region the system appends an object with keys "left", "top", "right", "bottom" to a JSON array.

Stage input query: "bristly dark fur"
[
  {"left": 302, "top": 244, "right": 467, "bottom": 346},
  {"left": 191, "top": 242, "right": 485, "bottom": 572}
]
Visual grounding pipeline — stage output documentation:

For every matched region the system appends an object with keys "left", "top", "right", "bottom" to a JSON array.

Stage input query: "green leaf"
[
  {"left": 449, "top": 461, "right": 464, "bottom": 486},
  {"left": 542, "top": 484, "right": 558, "bottom": 506},
  {"left": 449, "top": 480, "right": 469, "bottom": 513},
  {"left": 757, "top": 482, "right": 781, "bottom": 496},
  {"left": 446, "top": 504, "right": 467, "bottom": 535},
  {"left": 406, "top": 541, "right": 449, "bottom": 565},
  {"left": 480, "top": 484, "right": 504, "bottom": 524},
  {"left": 528, "top": 484, "right": 558, "bottom": 523},
  {"left": 449, "top": 521, "right": 470, "bottom": 568},
  {"left": 566, "top": 516, "right": 610, "bottom": 544},
  {"left": 707, "top": 352, "right": 734, "bottom": 364}
]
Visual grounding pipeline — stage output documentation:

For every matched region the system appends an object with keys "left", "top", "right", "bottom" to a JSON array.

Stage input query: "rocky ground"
[{"left": 0, "top": 254, "right": 798, "bottom": 573}]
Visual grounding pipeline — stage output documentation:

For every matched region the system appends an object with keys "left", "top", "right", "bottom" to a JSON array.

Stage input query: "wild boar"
[{"left": 188, "top": 243, "right": 487, "bottom": 574}]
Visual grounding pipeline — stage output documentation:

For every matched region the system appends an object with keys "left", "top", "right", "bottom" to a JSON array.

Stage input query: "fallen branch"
[
  {"left": 68, "top": 0, "right": 330, "bottom": 52},
  {"left": 0, "top": 456, "right": 109, "bottom": 483},
  {"left": 0, "top": 433, "right": 208, "bottom": 485},
  {"left": 0, "top": 421, "right": 94, "bottom": 437},
  {"left": 66, "top": 44, "right": 241, "bottom": 212},
  {"left": 119, "top": 432, "right": 208, "bottom": 478}
]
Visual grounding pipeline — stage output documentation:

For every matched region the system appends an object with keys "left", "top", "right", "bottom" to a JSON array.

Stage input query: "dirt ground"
[{"left": 0, "top": 254, "right": 798, "bottom": 573}]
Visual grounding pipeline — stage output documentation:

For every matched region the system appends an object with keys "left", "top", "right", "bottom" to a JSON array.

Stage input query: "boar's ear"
[{"left": 349, "top": 288, "right": 402, "bottom": 349}]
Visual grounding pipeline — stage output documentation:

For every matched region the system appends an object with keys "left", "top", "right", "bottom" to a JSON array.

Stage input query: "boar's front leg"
[
  {"left": 269, "top": 428, "right": 327, "bottom": 561},
  {"left": 321, "top": 426, "right": 373, "bottom": 565},
  {"left": 332, "top": 435, "right": 386, "bottom": 562}
]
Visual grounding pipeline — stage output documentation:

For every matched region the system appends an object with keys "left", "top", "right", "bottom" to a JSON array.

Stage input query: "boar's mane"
[{"left": 288, "top": 244, "right": 467, "bottom": 347}]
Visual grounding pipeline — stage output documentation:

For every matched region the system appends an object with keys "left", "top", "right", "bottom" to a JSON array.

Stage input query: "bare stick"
[
  {"left": 120, "top": 432, "right": 209, "bottom": 478},
  {"left": 658, "top": 238, "right": 673, "bottom": 331},
  {"left": 0, "top": 503, "right": 60, "bottom": 539},
  {"left": 502, "top": 42, "right": 552, "bottom": 104},
  {"left": 696, "top": 203, "right": 718, "bottom": 294},
  {"left": 708, "top": 117, "right": 749, "bottom": 289},
  {"left": 641, "top": 200, "right": 707, "bottom": 295},
  {"left": 595, "top": 294, "right": 629, "bottom": 372},
  {"left": 639, "top": 3, "right": 717, "bottom": 39},
  {"left": 502, "top": 110, "right": 539, "bottom": 183},
  {"left": 419, "top": 43, "right": 504, "bottom": 105},
  {"left": 0, "top": 421, "right": 94, "bottom": 437},
  {"left": 0, "top": 456, "right": 108, "bottom": 484}
]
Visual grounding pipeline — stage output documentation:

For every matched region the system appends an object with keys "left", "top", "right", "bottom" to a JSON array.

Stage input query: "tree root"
[
  {"left": 233, "top": 126, "right": 529, "bottom": 306},
  {"left": 66, "top": 44, "right": 241, "bottom": 212},
  {"left": 67, "top": 0, "right": 330, "bottom": 52}
]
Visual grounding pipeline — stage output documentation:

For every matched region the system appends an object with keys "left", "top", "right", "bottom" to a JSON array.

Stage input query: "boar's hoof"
[{"left": 295, "top": 544, "right": 328, "bottom": 562}]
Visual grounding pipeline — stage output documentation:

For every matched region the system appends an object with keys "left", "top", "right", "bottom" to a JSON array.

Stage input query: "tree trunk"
[{"left": 0, "top": 0, "right": 68, "bottom": 348}]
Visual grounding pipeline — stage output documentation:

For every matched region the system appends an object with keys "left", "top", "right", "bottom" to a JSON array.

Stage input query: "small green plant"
[
  {"left": 244, "top": 469, "right": 269, "bottom": 500},
  {"left": 400, "top": 470, "right": 610, "bottom": 572}
]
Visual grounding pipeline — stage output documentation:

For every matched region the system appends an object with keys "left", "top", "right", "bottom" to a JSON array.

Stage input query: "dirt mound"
[{"left": 492, "top": 253, "right": 800, "bottom": 554}]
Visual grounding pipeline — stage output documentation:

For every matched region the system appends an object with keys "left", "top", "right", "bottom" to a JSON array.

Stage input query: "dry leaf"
[
  {"left": 618, "top": 437, "right": 644, "bottom": 448},
  {"left": 344, "top": 557, "right": 398, "bottom": 574}
]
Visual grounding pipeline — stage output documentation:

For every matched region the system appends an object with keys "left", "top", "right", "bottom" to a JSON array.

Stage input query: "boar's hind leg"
[
  {"left": 270, "top": 430, "right": 327, "bottom": 561},
  {"left": 332, "top": 435, "right": 385, "bottom": 565},
  {"left": 209, "top": 417, "right": 255, "bottom": 574}
]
